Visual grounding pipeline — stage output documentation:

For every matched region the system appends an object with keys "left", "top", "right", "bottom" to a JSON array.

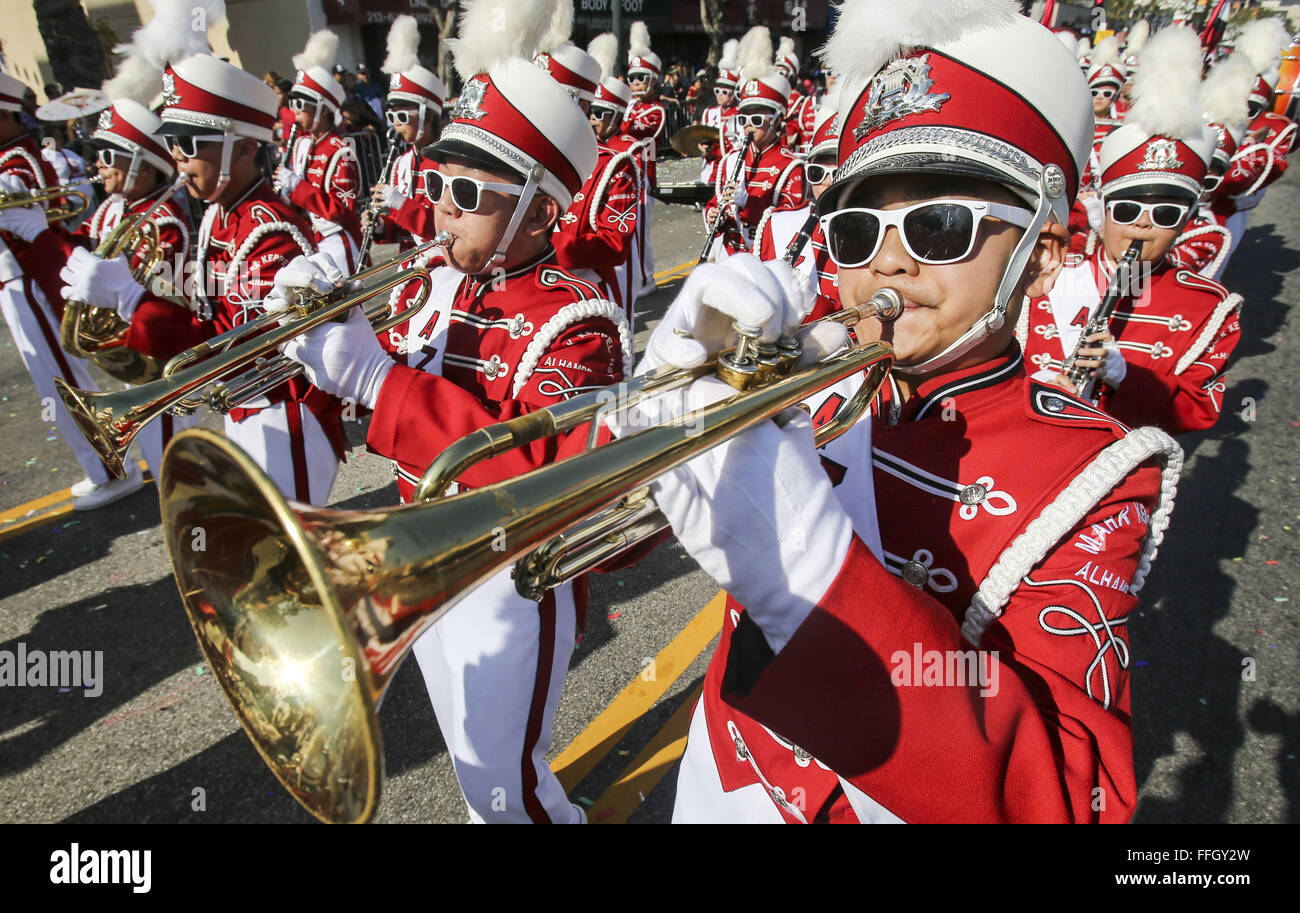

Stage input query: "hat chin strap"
[
  {"left": 894, "top": 167, "right": 1063, "bottom": 377},
  {"left": 486, "top": 164, "right": 545, "bottom": 270},
  {"left": 204, "top": 135, "right": 236, "bottom": 204},
  {"left": 124, "top": 149, "right": 144, "bottom": 196}
]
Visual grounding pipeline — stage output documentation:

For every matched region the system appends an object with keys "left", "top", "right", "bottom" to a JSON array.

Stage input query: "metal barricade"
[{"left": 344, "top": 130, "right": 388, "bottom": 190}]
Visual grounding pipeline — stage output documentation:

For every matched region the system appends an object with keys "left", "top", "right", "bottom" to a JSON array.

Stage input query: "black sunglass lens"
[
  {"left": 1111, "top": 201, "right": 1142, "bottom": 224},
  {"left": 904, "top": 203, "right": 974, "bottom": 262},
  {"left": 449, "top": 178, "right": 479, "bottom": 211},
  {"left": 1152, "top": 205, "right": 1184, "bottom": 228},
  {"left": 827, "top": 211, "right": 880, "bottom": 266}
]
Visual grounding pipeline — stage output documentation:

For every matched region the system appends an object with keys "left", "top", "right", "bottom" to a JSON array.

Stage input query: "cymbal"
[
  {"left": 671, "top": 123, "right": 717, "bottom": 157},
  {"left": 36, "top": 87, "right": 110, "bottom": 122}
]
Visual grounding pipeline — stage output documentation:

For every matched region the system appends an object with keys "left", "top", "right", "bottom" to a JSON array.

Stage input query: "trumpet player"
[
  {"left": 1023, "top": 27, "right": 1241, "bottom": 436},
  {"left": 640, "top": 0, "right": 1181, "bottom": 823},
  {"left": 21, "top": 98, "right": 195, "bottom": 482},
  {"left": 276, "top": 0, "right": 630, "bottom": 822},
  {"left": 57, "top": 54, "right": 343, "bottom": 506},
  {"left": 702, "top": 27, "right": 805, "bottom": 259},
  {"left": 0, "top": 72, "right": 141, "bottom": 509}
]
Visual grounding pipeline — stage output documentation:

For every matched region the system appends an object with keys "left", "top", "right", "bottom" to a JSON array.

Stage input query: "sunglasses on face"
[
  {"left": 385, "top": 108, "right": 419, "bottom": 126},
  {"left": 419, "top": 170, "right": 524, "bottom": 212},
  {"left": 736, "top": 112, "right": 774, "bottom": 128},
  {"left": 590, "top": 105, "right": 619, "bottom": 121},
  {"left": 1105, "top": 198, "right": 1189, "bottom": 229},
  {"left": 168, "top": 134, "right": 225, "bottom": 160},
  {"left": 1203, "top": 173, "right": 1223, "bottom": 192},
  {"left": 714, "top": 87, "right": 733, "bottom": 95},
  {"left": 96, "top": 147, "right": 128, "bottom": 168},
  {"left": 803, "top": 162, "right": 835, "bottom": 185},
  {"left": 1091, "top": 87, "right": 1117, "bottom": 100},
  {"left": 819, "top": 199, "right": 1033, "bottom": 269},
  {"left": 288, "top": 95, "right": 318, "bottom": 112}
]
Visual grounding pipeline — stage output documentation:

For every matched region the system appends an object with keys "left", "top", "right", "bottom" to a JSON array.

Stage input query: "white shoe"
[
  {"left": 70, "top": 476, "right": 97, "bottom": 498},
  {"left": 72, "top": 464, "right": 145, "bottom": 511}
]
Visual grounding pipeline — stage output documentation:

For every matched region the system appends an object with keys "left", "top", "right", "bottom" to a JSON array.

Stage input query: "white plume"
[
  {"left": 587, "top": 33, "right": 619, "bottom": 83},
  {"left": 719, "top": 38, "right": 740, "bottom": 70},
  {"left": 1090, "top": 35, "right": 1120, "bottom": 68},
  {"left": 629, "top": 20, "right": 651, "bottom": 57},
  {"left": 1200, "top": 53, "right": 1254, "bottom": 130},
  {"left": 1129, "top": 25, "right": 1205, "bottom": 139},
  {"left": 450, "top": 0, "right": 557, "bottom": 80},
  {"left": 1127, "top": 19, "right": 1150, "bottom": 56},
  {"left": 739, "top": 25, "right": 774, "bottom": 82},
  {"left": 1076, "top": 37, "right": 1091, "bottom": 60},
  {"left": 104, "top": 0, "right": 226, "bottom": 103},
  {"left": 540, "top": 0, "right": 574, "bottom": 54},
  {"left": 1055, "top": 30, "right": 1077, "bottom": 54},
  {"left": 292, "top": 29, "right": 339, "bottom": 72},
  {"left": 819, "top": 0, "right": 1021, "bottom": 129},
  {"left": 382, "top": 15, "right": 421, "bottom": 75},
  {"left": 1236, "top": 17, "right": 1290, "bottom": 76},
  {"left": 778, "top": 35, "right": 796, "bottom": 60}
]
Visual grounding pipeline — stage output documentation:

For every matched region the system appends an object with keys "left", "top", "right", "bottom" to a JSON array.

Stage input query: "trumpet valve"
[{"left": 717, "top": 321, "right": 763, "bottom": 390}]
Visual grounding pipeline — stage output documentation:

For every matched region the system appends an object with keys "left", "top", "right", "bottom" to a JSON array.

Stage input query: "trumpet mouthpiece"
[{"left": 868, "top": 288, "right": 903, "bottom": 322}]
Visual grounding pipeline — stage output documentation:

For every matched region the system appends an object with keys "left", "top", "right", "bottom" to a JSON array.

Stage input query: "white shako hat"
[
  {"left": 807, "top": 83, "right": 842, "bottom": 159},
  {"left": 776, "top": 36, "right": 800, "bottom": 79},
  {"left": 292, "top": 30, "right": 345, "bottom": 114},
  {"left": 384, "top": 15, "right": 446, "bottom": 115},
  {"left": 159, "top": 55, "right": 278, "bottom": 142},
  {"left": 627, "top": 21, "right": 662, "bottom": 81},
  {"left": 736, "top": 26, "right": 791, "bottom": 116},
  {"left": 818, "top": 0, "right": 1093, "bottom": 377},
  {"left": 1087, "top": 35, "right": 1127, "bottom": 90},
  {"left": 1200, "top": 54, "right": 1255, "bottom": 171},
  {"left": 0, "top": 72, "right": 29, "bottom": 113},
  {"left": 1098, "top": 26, "right": 1217, "bottom": 202},
  {"left": 716, "top": 39, "right": 741, "bottom": 89},
  {"left": 427, "top": 0, "right": 596, "bottom": 266},
  {"left": 587, "top": 33, "right": 632, "bottom": 114},
  {"left": 1236, "top": 17, "right": 1291, "bottom": 110},
  {"left": 535, "top": 1, "right": 601, "bottom": 104},
  {"left": 94, "top": 100, "right": 176, "bottom": 178}
]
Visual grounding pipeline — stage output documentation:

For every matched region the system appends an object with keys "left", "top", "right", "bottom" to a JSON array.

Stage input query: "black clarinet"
[
  {"left": 1062, "top": 239, "right": 1143, "bottom": 400},
  {"left": 357, "top": 128, "right": 403, "bottom": 268},
  {"left": 280, "top": 123, "right": 299, "bottom": 170},
  {"left": 698, "top": 135, "right": 752, "bottom": 263},
  {"left": 782, "top": 209, "right": 820, "bottom": 264}
]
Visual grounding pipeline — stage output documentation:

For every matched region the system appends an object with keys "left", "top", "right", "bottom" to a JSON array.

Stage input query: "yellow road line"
[
  {"left": 0, "top": 461, "right": 153, "bottom": 544},
  {"left": 652, "top": 258, "right": 695, "bottom": 281},
  {"left": 588, "top": 681, "right": 703, "bottom": 824},
  {"left": 552, "top": 590, "right": 724, "bottom": 791}
]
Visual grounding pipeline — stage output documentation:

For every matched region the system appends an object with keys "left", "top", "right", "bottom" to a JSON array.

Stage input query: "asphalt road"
[{"left": 0, "top": 155, "right": 1296, "bottom": 824}]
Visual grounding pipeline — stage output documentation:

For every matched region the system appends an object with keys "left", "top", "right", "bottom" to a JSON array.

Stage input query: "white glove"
[
  {"left": 651, "top": 376, "right": 853, "bottom": 653},
  {"left": 1095, "top": 338, "right": 1127, "bottom": 386},
  {"left": 58, "top": 248, "right": 146, "bottom": 321},
  {"left": 280, "top": 305, "right": 393, "bottom": 409},
  {"left": 264, "top": 251, "right": 346, "bottom": 314},
  {"left": 274, "top": 166, "right": 303, "bottom": 197},
  {"left": 379, "top": 184, "right": 407, "bottom": 210},
  {"left": 0, "top": 175, "right": 46, "bottom": 242}
]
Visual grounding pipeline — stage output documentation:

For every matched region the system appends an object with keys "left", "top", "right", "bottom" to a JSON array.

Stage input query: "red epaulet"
[{"left": 1024, "top": 380, "right": 1131, "bottom": 439}]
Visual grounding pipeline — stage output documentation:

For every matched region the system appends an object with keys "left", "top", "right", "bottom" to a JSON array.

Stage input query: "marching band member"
[
  {"left": 1024, "top": 27, "right": 1239, "bottom": 437},
  {"left": 1114, "top": 20, "right": 1149, "bottom": 121},
  {"left": 776, "top": 37, "right": 815, "bottom": 151},
  {"left": 753, "top": 85, "right": 840, "bottom": 320},
  {"left": 57, "top": 54, "right": 342, "bottom": 505},
  {"left": 277, "top": 0, "right": 631, "bottom": 823},
  {"left": 648, "top": 0, "right": 1181, "bottom": 824},
  {"left": 702, "top": 27, "right": 805, "bottom": 258},
  {"left": 698, "top": 39, "right": 741, "bottom": 185},
  {"left": 367, "top": 15, "right": 446, "bottom": 254},
  {"left": 22, "top": 98, "right": 196, "bottom": 479},
  {"left": 0, "top": 72, "right": 142, "bottom": 509},
  {"left": 554, "top": 34, "right": 644, "bottom": 319},
  {"left": 1068, "top": 37, "right": 1128, "bottom": 253},
  {"left": 275, "top": 31, "right": 363, "bottom": 272},
  {"left": 622, "top": 21, "right": 665, "bottom": 296}
]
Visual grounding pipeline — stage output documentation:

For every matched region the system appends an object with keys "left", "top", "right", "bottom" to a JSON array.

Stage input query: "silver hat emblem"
[
  {"left": 854, "top": 54, "right": 950, "bottom": 140},
  {"left": 161, "top": 70, "right": 181, "bottom": 108},
  {"left": 97, "top": 109, "right": 113, "bottom": 130},
  {"left": 1137, "top": 138, "right": 1184, "bottom": 172},
  {"left": 448, "top": 77, "right": 489, "bottom": 121}
]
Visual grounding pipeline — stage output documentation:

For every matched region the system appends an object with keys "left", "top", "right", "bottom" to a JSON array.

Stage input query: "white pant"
[
  {"left": 0, "top": 268, "right": 115, "bottom": 485},
  {"left": 410, "top": 566, "right": 583, "bottom": 823},
  {"left": 134, "top": 410, "right": 200, "bottom": 479},
  {"left": 317, "top": 231, "right": 359, "bottom": 274},
  {"left": 1217, "top": 191, "right": 1264, "bottom": 280},
  {"left": 223, "top": 400, "right": 338, "bottom": 505},
  {"left": 672, "top": 697, "right": 785, "bottom": 824},
  {"left": 638, "top": 191, "right": 656, "bottom": 300}
]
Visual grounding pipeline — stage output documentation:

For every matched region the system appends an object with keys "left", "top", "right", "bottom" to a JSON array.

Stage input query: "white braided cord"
[
  {"left": 511, "top": 297, "right": 633, "bottom": 398},
  {"left": 1174, "top": 292, "right": 1242, "bottom": 375}
]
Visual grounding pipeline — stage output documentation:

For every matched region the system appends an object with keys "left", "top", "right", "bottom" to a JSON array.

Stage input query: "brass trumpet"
[
  {"left": 54, "top": 233, "right": 447, "bottom": 479},
  {"left": 158, "top": 289, "right": 901, "bottom": 823},
  {"left": 0, "top": 174, "right": 102, "bottom": 222},
  {"left": 59, "top": 178, "right": 185, "bottom": 385}
]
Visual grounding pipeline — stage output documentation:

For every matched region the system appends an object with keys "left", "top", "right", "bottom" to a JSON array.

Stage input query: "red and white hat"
[
  {"left": 1087, "top": 36, "right": 1127, "bottom": 90},
  {"left": 1098, "top": 27, "right": 1216, "bottom": 201},
  {"left": 159, "top": 54, "right": 279, "bottom": 142},
  {"left": 775, "top": 36, "right": 799, "bottom": 80},
  {"left": 1201, "top": 54, "right": 1254, "bottom": 172},
  {"left": 593, "top": 78, "right": 633, "bottom": 114},
  {"left": 0, "top": 72, "right": 29, "bottom": 113},
  {"left": 387, "top": 67, "right": 447, "bottom": 114},
  {"left": 94, "top": 99, "right": 176, "bottom": 177},
  {"left": 807, "top": 84, "right": 841, "bottom": 160},
  {"left": 586, "top": 32, "right": 629, "bottom": 113},
  {"left": 628, "top": 21, "right": 662, "bottom": 81},
  {"left": 716, "top": 39, "right": 741, "bottom": 89},
  {"left": 535, "top": 2, "right": 600, "bottom": 104},
  {"left": 292, "top": 30, "right": 345, "bottom": 113},
  {"left": 736, "top": 26, "right": 790, "bottom": 116}
]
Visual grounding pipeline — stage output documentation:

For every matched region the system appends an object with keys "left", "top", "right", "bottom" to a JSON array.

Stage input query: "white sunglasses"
[
  {"left": 419, "top": 170, "right": 523, "bottom": 212},
  {"left": 819, "top": 198, "right": 1033, "bottom": 268}
]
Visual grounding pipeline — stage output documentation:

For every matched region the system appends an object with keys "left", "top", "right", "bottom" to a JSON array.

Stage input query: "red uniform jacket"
[
  {"left": 700, "top": 348, "right": 1174, "bottom": 822},
  {"left": 386, "top": 147, "right": 438, "bottom": 247},
  {"left": 785, "top": 90, "right": 816, "bottom": 151},
  {"left": 370, "top": 245, "right": 633, "bottom": 500},
  {"left": 621, "top": 97, "right": 666, "bottom": 186},
  {"left": 704, "top": 139, "right": 806, "bottom": 256},
  {"left": 554, "top": 134, "right": 642, "bottom": 316},
  {"left": 0, "top": 133, "right": 66, "bottom": 308},
  {"left": 1069, "top": 119, "right": 1121, "bottom": 255},
  {"left": 1212, "top": 111, "right": 1297, "bottom": 223},
  {"left": 1166, "top": 206, "right": 1231, "bottom": 277},
  {"left": 699, "top": 104, "right": 740, "bottom": 185},
  {"left": 754, "top": 202, "right": 839, "bottom": 321},
  {"left": 1023, "top": 246, "right": 1241, "bottom": 435},
  {"left": 288, "top": 129, "right": 362, "bottom": 259}
]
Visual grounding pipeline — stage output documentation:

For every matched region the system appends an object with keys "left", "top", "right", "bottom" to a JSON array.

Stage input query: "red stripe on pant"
[
  {"left": 284, "top": 402, "right": 312, "bottom": 503},
  {"left": 521, "top": 591, "right": 559, "bottom": 823}
]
